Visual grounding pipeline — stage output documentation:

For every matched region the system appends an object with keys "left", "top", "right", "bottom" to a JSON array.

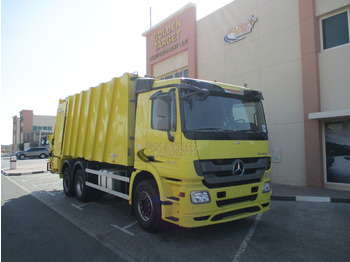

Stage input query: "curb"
[
  {"left": 1, "top": 170, "right": 46, "bottom": 176},
  {"left": 271, "top": 195, "right": 350, "bottom": 204}
]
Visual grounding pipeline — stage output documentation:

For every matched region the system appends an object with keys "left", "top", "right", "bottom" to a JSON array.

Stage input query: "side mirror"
[
  {"left": 196, "top": 89, "right": 209, "bottom": 101},
  {"left": 135, "top": 78, "right": 155, "bottom": 94},
  {"left": 157, "top": 118, "right": 171, "bottom": 131}
]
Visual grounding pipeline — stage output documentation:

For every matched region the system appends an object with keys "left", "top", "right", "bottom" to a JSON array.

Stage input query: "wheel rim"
[
  {"left": 76, "top": 176, "right": 83, "bottom": 197},
  {"left": 63, "top": 176, "right": 70, "bottom": 192},
  {"left": 138, "top": 191, "right": 153, "bottom": 222}
]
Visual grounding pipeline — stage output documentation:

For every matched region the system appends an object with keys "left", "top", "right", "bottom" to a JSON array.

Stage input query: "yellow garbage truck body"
[
  {"left": 50, "top": 73, "right": 135, "bottom": 173},
  {"left": 50, "top": 72, "right": 271, "bottom": 232}
]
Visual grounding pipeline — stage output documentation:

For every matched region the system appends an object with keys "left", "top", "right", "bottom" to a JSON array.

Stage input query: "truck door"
[{"left": 146, "top": 88, "right": 181, "bottom": 179}]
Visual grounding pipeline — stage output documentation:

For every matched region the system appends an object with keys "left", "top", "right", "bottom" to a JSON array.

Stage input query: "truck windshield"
[{"left": 181, "top": 90, "right": 268, "bottom": 140}]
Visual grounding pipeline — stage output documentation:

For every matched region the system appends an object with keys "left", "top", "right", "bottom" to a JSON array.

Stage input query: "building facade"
[
  {"left": 12, "top": 110, "right": 55, "bottom": 151},
  {"left": 143, "top": 4, "right": 198, "bottom": 79},
  {"left": 143, "top": 0, "right": 350, "bottom": 191}
]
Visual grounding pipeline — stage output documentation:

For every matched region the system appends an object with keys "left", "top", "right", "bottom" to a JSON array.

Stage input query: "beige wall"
[
  {"left": 316, "top": 3, "right": 350, "bottom": 112},
  {"left": 153, "top": 51, "right": 188, "bottom": 77},
  {"left": 197, "top": 0, "right": 306, "bottom": 185},
  {"left": 318, "top": 44, "right": 350, "bottom": 112},
  {"left": 315, "top": 2, "right": 350, "bottom": 191},
  {"left": 315, "top": 0, "right": 350, "bottom": 17}
]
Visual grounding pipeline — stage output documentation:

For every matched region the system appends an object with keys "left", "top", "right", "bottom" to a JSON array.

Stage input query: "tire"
[
  {"left": 74, "top": 169, "right": 93, "bottom": 202},
  {"left": 19, "top": 154, "right": 25, "bottom": 160},
  {"left": 133, "top": 180, "right": 163, "bottom": 232},
  {"left": 39, "top": 153, "right": 46, "bottom": 159},
  {"left": 63, "top": 167, "right": 75, "bottom": 197}
]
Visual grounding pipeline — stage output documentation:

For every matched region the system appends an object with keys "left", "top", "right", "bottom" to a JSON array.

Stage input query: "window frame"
[
  {"left": 151, "top": 91, "right": 177, "bottom": 132},
  {"left": 320, "top": 8, "right": 350, "bottom": 51},
  {"left": 322, "top": 118, "right": 350, "bottom": 187},
  {"left": 159, "top": 67, "right": 189, "bottom": 80}
]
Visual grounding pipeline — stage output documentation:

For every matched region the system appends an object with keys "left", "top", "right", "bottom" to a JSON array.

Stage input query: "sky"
[{"left": 1, "top": 0, "right": 233, "bottom": 145}]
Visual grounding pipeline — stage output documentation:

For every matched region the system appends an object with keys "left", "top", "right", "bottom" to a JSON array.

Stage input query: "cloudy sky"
[{"left": 1, "top": 0, "right": 233, "bottom": 145}]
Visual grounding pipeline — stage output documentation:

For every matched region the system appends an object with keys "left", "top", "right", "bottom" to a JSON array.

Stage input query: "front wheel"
[
  {"left": 39, "top": 153, "right": 46, "bottom": 159},
  {"left": 133, "top": 180, "right": 163, "bottom": 232}
]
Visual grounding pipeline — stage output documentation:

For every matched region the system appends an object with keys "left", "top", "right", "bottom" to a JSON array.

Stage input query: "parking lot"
[{"left": 2, "top": 158, "right": 350, "bottom": 262}]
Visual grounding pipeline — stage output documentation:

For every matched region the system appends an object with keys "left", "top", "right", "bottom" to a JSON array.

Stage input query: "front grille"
[
  {"left": 203, "top": 178, "right": 261, "bottom": 189},
  {"left": 214, "top": 168, "right": 256, "bottom": 177},
  {"left": 194, "top": 157, "right": 270, "bottom": 188}
]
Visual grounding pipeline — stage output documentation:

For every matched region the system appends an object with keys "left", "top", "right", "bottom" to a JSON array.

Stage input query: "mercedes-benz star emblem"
[{"left": 232, "top": 159, "right": 245, "bottom": 176}]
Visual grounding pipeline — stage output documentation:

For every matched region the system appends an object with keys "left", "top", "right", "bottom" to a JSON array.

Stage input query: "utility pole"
[{"left": 150, "top": 6, "right": 152, "bottom": 28}]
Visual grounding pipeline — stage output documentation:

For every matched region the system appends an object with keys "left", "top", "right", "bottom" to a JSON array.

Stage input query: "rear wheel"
[
  {"left": 74, "top": 169, "right": 93, "bottom": 202},
  {"left": 39, "top": 153, "right": 46, "bottom": 159},
  {"left": 63, "top": 167, "right": 74, "bottom": 197},
  {"left": 133, "top": 180, "right": 163, "bottom": 232}
]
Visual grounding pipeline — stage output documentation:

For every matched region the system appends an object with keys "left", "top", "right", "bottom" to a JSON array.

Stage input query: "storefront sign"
[
  {"left": 150, "top": 39, "right": 188, "bottom": 61},
  {"left": 150, "top": 18, "right": 188, "bottom": 61},
  {"left": 143, "top": 3, "right": 197, "bottom": 76},
  {"left": 224, "top": 15, "right": 258, "bottom": 44},
  {"left": 154, "top": 19, "right": 182, "bottom": 51}
]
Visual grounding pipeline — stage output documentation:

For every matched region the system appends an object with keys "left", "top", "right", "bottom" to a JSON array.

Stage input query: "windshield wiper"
[
  {"left": 234, "top": 129, "right": 267, "bottom": 139},
  {"left": 235, "top": 129, "right": 263, "bottom": 134},
  {"left": 190, "top": 128, "right": 232, "bottom": 139},
  {"left": 181, "top": 86, "right": 209, "bottom": 101}
]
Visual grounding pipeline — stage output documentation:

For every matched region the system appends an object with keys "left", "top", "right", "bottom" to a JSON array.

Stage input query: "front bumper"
[{"left": 162, "top": 178, "right": 271, "bottom": 228}]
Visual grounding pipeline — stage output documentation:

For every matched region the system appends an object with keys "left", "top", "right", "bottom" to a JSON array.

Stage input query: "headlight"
[
  {"left": 262, "top": 181, "right": 271, "bottom": 193},
  {"left": 190, "top": 191, "right": 211, "bottom": 204}
]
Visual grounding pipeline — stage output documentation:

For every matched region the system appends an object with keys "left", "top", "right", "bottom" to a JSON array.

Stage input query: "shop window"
[
  {"left": 183, "top": 69, "right": 188, "bottom": 77},
  {"left": 160, "top": 68, "right": 189, "bottom": 80},
  {"left": 175, "top": 72, "right": 182, "bottom": 78},
  {"left": 165, "top": 75, "right": 173, "bottom": 79},
  {"left": 325, "top": 120, "right": 350, "bottom": 184},
  {"left": 322, "top": 11, "right": 350, "bottom": 49}
]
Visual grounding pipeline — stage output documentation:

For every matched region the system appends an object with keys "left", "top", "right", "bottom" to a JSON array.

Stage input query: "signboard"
[
  {"left": 224, "top": 15, "right": 258, "bottom": 44},
  {"left": 150, "top": 18, "right": 188, "bottom": 61},
  {"left": 143, "top": 3, "right": 197, "bottom": 77}
]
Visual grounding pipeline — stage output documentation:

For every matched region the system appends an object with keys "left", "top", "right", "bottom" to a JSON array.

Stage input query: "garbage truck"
[{"left": 49, "top": 72, "right": 271, "bottom": 232}]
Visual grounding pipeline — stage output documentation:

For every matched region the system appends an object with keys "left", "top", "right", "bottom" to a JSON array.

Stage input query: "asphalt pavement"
[
  {"left": 2, "top": 158, "right": 350, "bottom": 262},
  {"left": 1, "top": 173, "right": 129, "bottom": 262}
]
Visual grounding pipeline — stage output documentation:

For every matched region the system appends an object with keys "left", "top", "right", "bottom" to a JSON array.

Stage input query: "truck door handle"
[{"left": 147, "top": 156, "right": 155, "bottom": 162}]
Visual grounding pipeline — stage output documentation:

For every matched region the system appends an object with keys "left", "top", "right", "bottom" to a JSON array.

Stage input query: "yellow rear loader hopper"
[{"left": 50, "top": 72, "right": 271, "bottom": 232}]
